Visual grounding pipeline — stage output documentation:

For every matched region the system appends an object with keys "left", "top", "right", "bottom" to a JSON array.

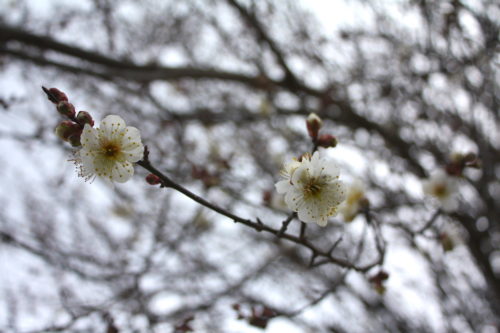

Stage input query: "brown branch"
[
  {"left": 0, "top": 24, "right": 263, "bottom": 87},
  {"left": 225, "top": 0, "right": 300, "bottom": 89},
  {"left": 2, "top": 23, "right": 427, "bottom": 177}
]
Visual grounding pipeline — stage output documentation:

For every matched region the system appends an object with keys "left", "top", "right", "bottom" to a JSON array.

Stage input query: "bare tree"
[{"left": 0, "top": 0, "right": 498, "bottom": 332}]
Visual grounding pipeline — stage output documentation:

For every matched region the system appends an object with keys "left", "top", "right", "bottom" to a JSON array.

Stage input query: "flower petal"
[
  {"left": 119, "top": 127, "right": 144, "bottom": 162},
  {"left": 80, "top": 124, "right": 100, "bottom": 150},
  {"left": 99, "top": 115, "right": 126, "bottom": 141},
  {"left": 284, "top": 187, "right": 305, "bottom": 212},
  {"left": 275, "top": 180, "right": 292, "bottom": 194},
  {"left": 111, "top": 161, "right": 134, "bottom": 183}
]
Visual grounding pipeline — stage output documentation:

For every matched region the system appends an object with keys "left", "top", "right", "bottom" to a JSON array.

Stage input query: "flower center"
[
  {"left": 434, "top": 183, "right": 447, "bottom": 198},
  {"left": 102, "top": 142, "right": 121, "bottom": 158},
  {"left": 303, "top": 178, "right": 323, "bottom": 199}
]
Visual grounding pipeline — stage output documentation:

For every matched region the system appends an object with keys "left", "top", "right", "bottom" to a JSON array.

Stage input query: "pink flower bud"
[
  {"left": 54, "top": 121, "right": 81, "bottom": 142},
  {"left": 146, "top": 174, "right": 162, "bottom": 185},
  {"left": 43, "top": 87, "right": 68, "bottom": 104},
  {"left": 56, "top": 101, "right": 76, "bottom": 118},
  {"left": 317, "top": 134, "right": 338, "bottom": 148},
  {"left": 76, "top": 111, "right": 94, "bottom": 127},
  {"left": 306, "top": 113, "right": 323, "bottom": 139}
]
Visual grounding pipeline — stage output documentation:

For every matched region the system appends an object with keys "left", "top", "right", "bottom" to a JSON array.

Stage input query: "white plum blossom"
[
  {"left": 75, "top": 115, "right": 144, "bottom": 183},
  {"left": 275, "top": 152, "right": 346, "bottom": 226},
  {"left": 339, "top": 179, "right": 367, "bottom": 222},
  {"left": 439, "top": 222, "right": 465, "bottom": 252},
  {"left": 422, "top": 170, "right": 459, "bottom": 212}
]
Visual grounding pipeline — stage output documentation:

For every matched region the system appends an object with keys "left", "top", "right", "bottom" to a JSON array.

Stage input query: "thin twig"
[
  {"left": 299, "top": 222, "right": 307, "bottom": 240},
  {"left": 277, "top": 213, "right": 296, "bottom": 237}
]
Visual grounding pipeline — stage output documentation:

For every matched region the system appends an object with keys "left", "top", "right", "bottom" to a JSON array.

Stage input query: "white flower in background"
[
  {"left": 439, "top": 222, "right": 465, "bottom": 252},
  {"left": 422, "top": 170, "right": 458, "bottom": 212},
  {"left": 75, "top": 115, "right": 144, "bottom": 183},
  {"left": 339, "top": 179, "right": 367, "bottom": 222},
  {"left": 275, "top": 151, "right": 346, "bottom": 226}
]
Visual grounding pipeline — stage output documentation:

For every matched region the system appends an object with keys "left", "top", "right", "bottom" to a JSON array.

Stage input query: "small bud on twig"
[
  {"left": 439, "top": 232, "right": 454, "bottom": 252},
  {"left": 445, "top": 152, "right": 481, "bottom": 176},
  {"left": 146, "top": 174, "right": 162, "bottom": 185},
  {"left": 76, "top": 111, "right": 94, "bottom": 127},
  {"left": 55, "top": 121, "right": 82, "bottom": 142},
  {"left": 42, "top": 87, "right": 68, "bottom": 104},
  {"left": 369, "top": 270, "right": 389, "bottom": 295},
  {"left": 56, "top": 101, "right": 76, "bottom": 118},
  {"left": 306, "top": 113, "right": 323, "bottom": 139},
  {"left": 316, "top": 134, "right": 338, "bottom": 148}
]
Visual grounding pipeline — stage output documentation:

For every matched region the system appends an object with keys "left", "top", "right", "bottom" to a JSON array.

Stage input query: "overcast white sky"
[{"left": 1, "top": 1, "right": 493, "bottom": 332}]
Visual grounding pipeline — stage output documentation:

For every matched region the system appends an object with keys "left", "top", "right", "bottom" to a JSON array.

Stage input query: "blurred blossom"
[
  {"left": 439, "top": 222, "right": 465, "bottom": 252},
  {"left": 340, "top": 179, "right": 368, "bottom": 222},
  {"left": 422, "top": 170, "right": 459, "bottom": 212}
]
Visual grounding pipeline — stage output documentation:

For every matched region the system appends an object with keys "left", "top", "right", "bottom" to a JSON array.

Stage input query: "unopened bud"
[
  {"left": 369, "top": 270, "right": 389, "bottom": 295},
  {"left": 464, "top": 153, "right": 481, "bottom": 169},
  {"left": 261, "top": 307, "right": 275, "bottom": 318},
  {"left": 306, "top": 113, "right": 323, "bottom": 139},
  {"left": 54, "top": 121, "right": 81, "bottom": 142},
  {"left": 76, "top": 111, "right": 94, "bottom": 127},
  {"left": 439, "top": 233, "right": 454, "bottom": 252},
  {"left": 68, "top": 133, "right": 82, "bottom": 147},
  {"left": 146, "top": 174, "right": 162, "bottom": 185},
  {"left": 43, "top": 87, "right": 68, "bottom": 104},
  {"left": 56, "top": 101, "right": 76, "bottom": 118},
  {"left": 317, "top": 134, "right": 337, "bottom": 148},
  {"left": 369, "top": 270, "right": 389, "bottom": 284},
  {"left": 262, "top": 191, "right": 272, "bottom": 205},
  {"left": 450, "top": 152, "right": 464, "bottom": 163}
]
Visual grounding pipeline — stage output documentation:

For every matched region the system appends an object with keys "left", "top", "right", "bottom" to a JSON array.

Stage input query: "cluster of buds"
[
  {"left": 43, "top": 87, "right": 94, "bottom": 147},
  {"left": 369, "top": 270, "right": 389, "bottom": 295},
  {"left": 232, "top": 303, "right": 276, "bottom": 329},
  {"left": 445, "top": 152, "right": 480, "bottom": 177},
  {"left": 306, "top": 113, "right": 338, "bottom": 148}
]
